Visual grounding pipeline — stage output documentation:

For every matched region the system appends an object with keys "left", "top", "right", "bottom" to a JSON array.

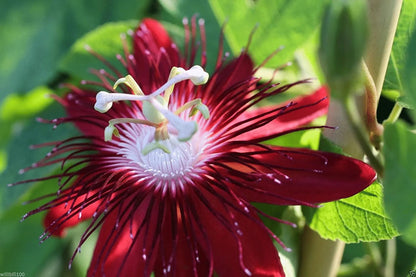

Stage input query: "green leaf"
[
  {"left": 59, "top": 20, "right": 138, "bottom": 80},
  {"left": 0, "top": 179, "right": 66, "bottom": 276},
  {"left": 307, "top": 182, "right": 398, "bottom": 242},
  {"left": 0, "top": 0, "right": 151, "bottom": 103},
  {"left": 0, "top": 101, "right": 78, "bottom": 210},
  {"left": 384, "top": 121, "right": 416, "bottom": 247},
  {"left": 382, "top": 0, "right": 416, "bottom": 94},
  {"left": 0, "top": 86, "right": 54, "bottom": 147},
  {"left": 403, "top": 27, "right": 416, "bottom": 120},
  {"left": 208, "top": 0, "right": 329, "bottom": 67},
  {"left": 159, "top": 0, "right": 227, "bottom": 73}
]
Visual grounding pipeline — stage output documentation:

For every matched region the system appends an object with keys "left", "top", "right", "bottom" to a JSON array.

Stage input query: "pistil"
[{"left": 94, "top": 65, "right": 210, "bottom": 154}]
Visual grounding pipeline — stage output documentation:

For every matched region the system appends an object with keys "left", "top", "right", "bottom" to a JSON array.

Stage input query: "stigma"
[{"left": 94, "top": 65, "right": 210, "bottom": 154}]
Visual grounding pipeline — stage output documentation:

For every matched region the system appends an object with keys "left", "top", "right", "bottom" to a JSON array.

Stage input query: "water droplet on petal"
[{"left": 244, "top": 268, "right": 252, "bottom": 276}]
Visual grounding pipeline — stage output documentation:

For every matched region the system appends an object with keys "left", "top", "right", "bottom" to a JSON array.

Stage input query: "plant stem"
[
  {"left": 299, "top": 226, "right": 345, "bottom": 277},
  {"left": 343, "top": 95, "right": 384, "bottom": 176},
  {"left": 384, "top": 103, "right": 403, "bottom": 124},
  {"left": 365, "top": 0, "right": 403, "bottom": 95},
  {"left": 384, "top": 238, "right": 397, "bottom": 277},
  {"left": 362, "top": 62, "right": 384, "bottom": 149}
]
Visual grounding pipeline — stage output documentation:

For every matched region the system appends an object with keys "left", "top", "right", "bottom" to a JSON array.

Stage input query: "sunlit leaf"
[
  {"left": 59, "top": 20, "right": 138, "bottom": 80},
  {"left": 208, "top": 0, "right": 329, "bottom": 67},
  {"left": 307, "top": 182, "right": 398, "bottom": 242}
]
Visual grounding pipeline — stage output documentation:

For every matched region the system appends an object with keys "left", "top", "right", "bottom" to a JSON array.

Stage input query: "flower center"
[
  {"left": 134, "top": 133, "right": 201, "bottom": 181},
  {"left": 94, "top": 65, "right": 210, "bottom": 155}
]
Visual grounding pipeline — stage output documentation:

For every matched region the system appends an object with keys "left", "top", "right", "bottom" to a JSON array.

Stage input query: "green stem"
[
  {"left": 365, "top": 242, "right": 384, "bottom": 276},
  {"left": 384, "top": 238, "right": 397, "bottom": 277},
  {"left": 343, "top": 95, "right": 384, "bottom": 176},
  {"left": 384, "top": 103, "right": 403, "bottom": 124}
]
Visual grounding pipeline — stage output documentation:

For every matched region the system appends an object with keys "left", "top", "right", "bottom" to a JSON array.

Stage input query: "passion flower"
[{"left": 13, "top": 18, "right": 376, "bottom": 276}]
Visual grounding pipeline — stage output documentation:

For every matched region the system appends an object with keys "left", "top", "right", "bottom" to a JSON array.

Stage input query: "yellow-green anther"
[
  {"left": 95, "top": 65, "right": 210, "bottom": 154},
  {"left": 104, "top": 124, "right": 120, "bottom": 141},
  {"left": 113, "top": 75, "right": 144, "bottom": 95},
  {"left": 191, "top": 102, "right": 210, "bottom": 119},
  {"left": 142, "top": 141, "right": 171, "bottom": 155},
  {"left": 177, "top": 99, "right": 210, "bottom": 119},
  {"left": 164, "top": 67, "right": 186, "bottom": 102}
]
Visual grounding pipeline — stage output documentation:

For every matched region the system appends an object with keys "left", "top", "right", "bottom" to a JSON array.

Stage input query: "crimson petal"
[
  {"left": 192, "top": 190, "right": 285, "bottom": 277},
  {"left": 236, "top": 87, "right": 329, "bottom": 142},
  {"left": 87, "top": 195, "right": 159, "bottom": 277},
  {"left": 225, "top": 146, "right": 376, "bottom": 205}
]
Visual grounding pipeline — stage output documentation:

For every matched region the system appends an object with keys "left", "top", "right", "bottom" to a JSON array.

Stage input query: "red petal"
[
  {"left": 153, "top": 211, "right": 209, "bottom": 277},
  {"left": 236, "top": 87, "right": 329, "bottom": 141},
  {"left": 63, "top": 91, "right": 107, "bottom": 137},
  {"left": 44, "top": 194, "right": 100, "bottom": 237},
  {"left": 192, "top": 191, "right": 285, "bottom": 276},
  {"left": 228, "top": 147, "right": 376, "bottom": 205},
  {"left": 87, "top": 195, "right": 159, "bottom": 277},
  {"left": 141, "top": 18, "right": 173, "bottom": 49},
  {"left": 203, "top": 53, "right": 254, "bottom": 108},
  {"left": 131, "top": 19, "right": 179, "bottom": 91}
]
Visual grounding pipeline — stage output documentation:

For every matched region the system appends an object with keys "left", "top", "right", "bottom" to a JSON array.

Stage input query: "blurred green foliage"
[{"left": 0, "top": 0, "right": 415, "bottom": 276}]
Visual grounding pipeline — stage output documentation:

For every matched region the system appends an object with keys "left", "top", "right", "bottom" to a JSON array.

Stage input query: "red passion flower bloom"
[{"left": 15, "top": 18, "right": 376, "bottom": 276}]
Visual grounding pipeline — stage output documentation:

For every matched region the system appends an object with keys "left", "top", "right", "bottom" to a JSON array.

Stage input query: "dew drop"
[
  {"left": 78, "top": 212, "right": 82, "bottom": 219},
  {"left": 244, "top": 268, "right": 252, "bottom": 276},
  {"left": 77, "top": 247, "right": 81, "bottom": 253},
  {"left": 274, "top": 178, "right": 281, "bottom": 184},
  {"left": 142, "top": 253, "right": 147, "bottom": 261},
  {"left": 236, "top": 229, "right": 243, "bottom": 236}
]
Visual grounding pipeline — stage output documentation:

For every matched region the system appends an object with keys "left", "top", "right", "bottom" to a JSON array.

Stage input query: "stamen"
[
  {"left": 113, "top": 75, "right": 144, "bottom": 95},
  {"left": 104, "top": 118, "right": 159, "bottom": 141},
  {"left": 94, "top": 65, "right": 210, "bottom": 151},
  {"left": 177, "top": 99, "right": 210, "bottom": 119}
]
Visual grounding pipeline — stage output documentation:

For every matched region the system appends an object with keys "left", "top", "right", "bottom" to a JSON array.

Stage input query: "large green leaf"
[
  {"left": 0, "top": 101, "right": 78, "bottom": 210},
  {"left": 0, "top": 0, "right": 151, "bottom": 103},
  {"left": 403, "top": 27, "right": 416, "bottom": 120},
  {"left": 0, "top": 179, "right": 66, "bottom": 276},
  {"left": 208, "top": 0, "right": 329, "bottom": 67},
  {"left": 384, "top": 121, "right": 416, "bottom": 247},
  {"left": 159, "top": 0, "right": 227, "bottom": 73},
  {"left": 382, "top": 0, "right": 416, "bottom": 96},
  {"left": 59, "top": 20, "right": 138, "bottom": 80},
  {"left": 307, "top": 182, "right": 398, "bottom": 242}
]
